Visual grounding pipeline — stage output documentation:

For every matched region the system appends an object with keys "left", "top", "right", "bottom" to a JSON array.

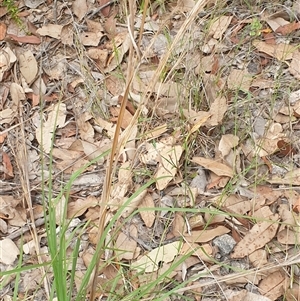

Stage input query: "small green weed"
[{"left": 2, "top": 0, "right": 23, "bottom": 27}]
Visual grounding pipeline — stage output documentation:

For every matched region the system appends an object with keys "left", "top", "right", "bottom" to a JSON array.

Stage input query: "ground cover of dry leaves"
[{"left": 2, "top": 0, "right": 300, "bottom": 300}]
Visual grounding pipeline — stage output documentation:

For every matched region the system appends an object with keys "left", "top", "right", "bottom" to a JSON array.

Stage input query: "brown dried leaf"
[
  {"left": 275, "top": 21, "right": 300, "bottom": 35},
  {"left": 289, "top": 50, "right": 300, "bottom": 80},
  {"left": 67, "top": 196, "right": 98, "bottom": 218},
  {"left": 138, "top": 194, "right": 155, "bottom": 228},
  {"left": 98, "top": 0, "right": 112, "bottom": 17},
  {"left": 192, "top": 157, "right": 233, "bottom": 177},
  {"left": 0, "top": 109, "right": 14, "bottom": 125},
  {"left": 2, "top": 151, "right": 13, "bottom": 178},
  {"left": 258, "top": 270, "right": 286, "bottom": 300},
  {"left": 115, "top": 225, "right": 138, "bottom": 260},
  {"left": 253, "top": 40, "right": 296, "bottom": 61},
  {"left": 180, "top": 243, "right": 213, "bottom": 262},
  {"left": 61, "top": 24, "right": 74, "bottom": 46},
  {"left": 267, "top": 168, "right": 300, "bottom": 185},
  {"left": 73, "top": 0, "right": 88, "bottom": 21},
  {"left": 0, "top": 22, "right": 7, "bottom": 40},
  {"left": 231, "top": 215, "right": 279, "bottom": 258},
  {"left": 36, "top": 24, "right": 63, "bottom": 39},
  {"left": 6, "top": 34, "right": 41, "bottom": 44},
  {"left": 227, "top": 69, "right": 252, "bottom": 91},
  {"left": 110, "top": 107, "right": 133, "bottom": 129},
  {"left": 207, "top": 96, "right": 228, "bottom": 126},
  {"left": 209, "top": 16, "right": 233, "bottom": 39}
]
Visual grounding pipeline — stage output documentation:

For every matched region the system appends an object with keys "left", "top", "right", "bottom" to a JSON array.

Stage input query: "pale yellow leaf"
[
  {"left": 55, "top": 195, "right": 67, "bottom": 225},
  {"left": 18, "top": 50, "right": 38, "bottom": 84},
  {"left": 156, "top": 145, "right": 183, "bottom": 190},
  {"left": 0, "top": 109, "right": 14, "bottom": 125},
  {"left": 132, "top": 241, "right": 181, "bottom": 272},
  {"left": 0, "top": 238, "right": 20, "bottom": 264},
  {"left": 36, "top": 103, "right": 66, "bottom": 153},
  {"left": 184, "top": 226, "right": 230, "bottom": 243},
  {"left": 192, "top": 157, "right": 233, "bottom": 177},
  {"left": 219, "top": 134, "right": 239, "bottom": 157}
]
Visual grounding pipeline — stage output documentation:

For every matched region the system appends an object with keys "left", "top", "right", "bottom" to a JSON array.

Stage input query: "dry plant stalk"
[
  {"left": 89, "top": 0, "right": 210, "bottom": 299},
  {"left": 12, "top": 109, "right": 50, "bottom": 297}
]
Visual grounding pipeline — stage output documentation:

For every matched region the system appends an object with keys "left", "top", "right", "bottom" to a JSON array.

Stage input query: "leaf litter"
[{"left": 2, "top": 0, "right": 300, "bottom": 300}]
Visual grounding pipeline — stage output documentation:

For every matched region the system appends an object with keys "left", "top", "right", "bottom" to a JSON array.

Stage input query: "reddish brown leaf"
[
  {"left": 276, "top": 140, "right": 297, "bottom": 157},
  {"left": 0, "top": 22, "right": 7, "bottom": 41},
  {"left": 2, "top": 151, "right": 14, "bottom": 179},
  {"left": 275, "top": 21, "right": 300, "bottom": 35},
  {"left": 0, "top": 133, "right": 7, "bottom": 144},
  {"left": 262, "top": 32, "right": 276, "bottom": 45},
  {"left": 6, "top": 34, "right": 41, "bottom": 44},
  {"left": 98, "top": 0, "right": 111, "bottom": 17}
]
